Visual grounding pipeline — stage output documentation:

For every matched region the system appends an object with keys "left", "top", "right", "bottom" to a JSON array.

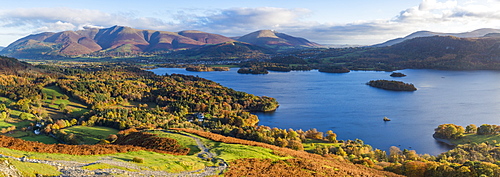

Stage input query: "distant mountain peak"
[
  {"left": 236, "top": 30, "right": 322, "bottom": 48},
  {"left": 253, "top": 30, "right": 280, "bottom": 38}
]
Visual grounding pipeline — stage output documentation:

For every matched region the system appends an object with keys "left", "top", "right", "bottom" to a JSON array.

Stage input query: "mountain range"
[
  {"left": 0, "top": 26, "right": 320, "bottom": 59},
  {"left": 373, "top": 28, "right": 500, "bottom": 47}
]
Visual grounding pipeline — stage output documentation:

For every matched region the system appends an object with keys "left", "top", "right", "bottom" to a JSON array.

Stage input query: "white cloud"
[
  {"left": 1, "top": 1, "right": 500, "bottom": 46},
  {"left": 0, "top": 7, "right": 175, "bottom": 32},
  {"left": 35, "top": 21, "right": 76, "bottom": 32},
  {"left": 172, "top": 7, "right": 312, "bottom": 36},
  {"left": 419, "top": 0, "right": 458, "bottom": 11}
]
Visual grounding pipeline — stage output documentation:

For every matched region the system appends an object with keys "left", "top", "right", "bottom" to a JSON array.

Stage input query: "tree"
[
  {"left": 58, "top": 103, "right": 67, "bottom": 111},
  {"left": 325, "top": 130, "right": 337, "bottom": 143},
  {"left": 275, "top": 137, "right": 288, "bottom": 147},
  {"left": 0, "top": 104, "right": 6, "bottom": 111},
  {"left": 389, "top": 146, "right": 403, "bottom": 163},
  {"left": 287, "top": 140, "right": 304, "bottom": 151},
  {"left": 477, "top": 124, "right": 499, "bottom": 135},
  {"left": 336, "top": 147, "right": 347, "bottom": 156},
  {"left": 0, "top": 112, "right": 7, "bottom": 120},
  {"left": 465, "top": 124, "right": 477, "bottom": 134},
  {"left": 434, "top": 124, "right": 464, "bottom": 139},
  {"left": 19, "top": 112, "right": 29, "bottom": 120}
]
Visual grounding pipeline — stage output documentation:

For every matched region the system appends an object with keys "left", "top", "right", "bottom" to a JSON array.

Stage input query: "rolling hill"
[{"left": 167, "top": 41, "right": 275, "bottom": 59}]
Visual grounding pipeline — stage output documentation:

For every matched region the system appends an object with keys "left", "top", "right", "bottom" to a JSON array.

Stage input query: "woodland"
[{"left": 0, "top": 55, "right": 498, "bottom": 176}]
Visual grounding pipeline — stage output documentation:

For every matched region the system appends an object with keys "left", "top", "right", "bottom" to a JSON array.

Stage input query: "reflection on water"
[{"left": 151, "top": 68, "right": 500, "bottom": 155}]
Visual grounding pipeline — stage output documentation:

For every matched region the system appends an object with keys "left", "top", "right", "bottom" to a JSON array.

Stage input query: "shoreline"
[{"left": 433, "top": 137, "right": 456, "bottom": 146}]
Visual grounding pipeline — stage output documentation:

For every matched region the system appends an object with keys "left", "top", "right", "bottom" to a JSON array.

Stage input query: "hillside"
[
  {"left": 235, "top": 30, "right": 322, "bottom": 49},
  {"left": 0, "top": 27, "right": 322, "bottom": 59},
  {"left": 166, "top": 41, "right": 275, "bottom": 59},
  {"left": 382, "top": 35, "right": 500, "bottom": 69},
  {"left": 0, "top": 26, "right": 236, "bottom": 59},
  {"left": 374, "top": 28, "right": 500, "bottom": 47},
  {"left": 0, "top": 56, "right": 42, "bottom": 75},
  {"left": 284, "top": 34, "right": 500, "bottom": 70}
]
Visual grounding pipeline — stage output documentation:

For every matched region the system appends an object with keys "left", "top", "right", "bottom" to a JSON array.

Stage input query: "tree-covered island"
[{"left": 367, "top": 80, "right": 417, "bottom": 91}]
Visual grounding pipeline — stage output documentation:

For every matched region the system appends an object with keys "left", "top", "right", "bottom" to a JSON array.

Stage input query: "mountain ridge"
[
  {"left": 1, "top": 26, "right": 321, "bottom": 59},
  {"left": 373, "top": 28, "right": 500, "bottom": 47}
]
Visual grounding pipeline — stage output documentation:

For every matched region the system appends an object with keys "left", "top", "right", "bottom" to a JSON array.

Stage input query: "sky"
[{"left": 1, "top": 0, "right": 500, "bottom": 46}]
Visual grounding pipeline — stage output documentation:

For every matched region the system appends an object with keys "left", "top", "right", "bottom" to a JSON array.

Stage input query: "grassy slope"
[
  {"left": 41, "top": 85, "right": 88, "bottom": 118},
  {"left": 63, "top": 126, "right": 119, "bottom": 144},
  {"left": 0, "top": 129, "right": 291, "bottom": 175},
  {"left": 148, "top": 130, "right": 201, "bottom": 155},
  {"left": 0, "top": 147, "right": 213, "bottom": 173},
  {"left": 302, "top": 139, "right": 340, "bottom": 153},
  {"left": 450, "top": 133, "right": 500, "bottom": 145},
  {"left": 149, "top": 130, "right": 289, "bottom": 161},
  {"left": 1, "top": 158, "right": 61, "bottom": 177}
]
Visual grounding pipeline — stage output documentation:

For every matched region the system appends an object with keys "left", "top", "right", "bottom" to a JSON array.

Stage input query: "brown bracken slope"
[{"left": 172, "top": 128, "right": 403, "bottom": 177}]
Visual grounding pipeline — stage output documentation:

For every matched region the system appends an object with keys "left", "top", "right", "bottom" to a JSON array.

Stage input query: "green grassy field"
[
  {"left": 19, "top": 134, "right": 59, "bottom": 144},
  {"left": 63, "top": 126, "right": 119, "bottom": 144},
  {"left": 210, "top": 142, "right": 290, "bottom": 161},
  {"left": 82, "top": 163, "right": 139, "bottom": 172},
  {"left": 41, "top": 85, "right": 89, "bottom": 118},
  {"left": 302, "top": 139, "right": 341, "bottom": 153},
  {"left": 0, "top": 119, "right": 32, "bottom": 129},
  {"left": 146, "top": 131, "right": 291, "bottom": 162},
  {"left": 2, "top": 158, "right": 61, "bottom": 177},
  {"left": 0, "top": 148, "right": 214, "bottom": 173},
  {"left": 450, "top": 134, "right": 500, "bottom": 145},
  {"left": 179, "top": 132, "right": 291, "bottom": 162},
  {"left": 147, "top": 130, "right": 201, "bottom": 155}
]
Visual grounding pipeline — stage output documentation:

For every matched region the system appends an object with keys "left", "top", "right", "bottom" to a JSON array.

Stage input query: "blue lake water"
[{"left": 150, "top": 68, "right": 500, "bottom": 155}]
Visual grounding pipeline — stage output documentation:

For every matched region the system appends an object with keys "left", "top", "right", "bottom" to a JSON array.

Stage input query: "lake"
[{"left": 150, "top": 68, "right": 500, "bottom": 155}]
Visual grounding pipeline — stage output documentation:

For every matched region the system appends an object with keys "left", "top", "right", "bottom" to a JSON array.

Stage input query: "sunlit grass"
[
  {"left": 82, "top": 163, "right": 139, "bottom": 172},
  {"left": 302, "top": 139, "right": 341, "bottom": 153},
  {"left": 2, "top": 158, "right": 61, "bottom": 177},
  {"left": 63, "top": 126, "right": 119, "bottom": 144},
  {"left": 450, "top": 134, "right": 500, "bottom": 145},
  {"left": 19, "top": 134, "right": 59, "bottom": 144},
  {"left": 147, "top": 130, "right": 201, "bottom": 155},
  {"left": 41, "top": 85, "right": 89, "bottom": 117},
  {"left": 210, "top": 142, "right": 291, "bottom": 162},
  {"left": 0, "top": 148, "right": 214, "bottom": 173}
]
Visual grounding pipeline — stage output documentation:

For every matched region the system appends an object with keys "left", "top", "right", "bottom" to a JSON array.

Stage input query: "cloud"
[
  {"left": 171, "top": 7, "right": 312, "bottom": 36},
  {"left": 1, "top": 1, "right": 500, "bottom": 46},
  {"left": 0, "top": 7, "right": 174, "bottom": 32},
  {"left": 419, "top": 0, "right": 457, "bottom": 11},
  {"left": 395, "top": 0, "right": 500, "bottom": 23},
  {"left": 199, "top": 7, "right": 310, "bottom": 28}
]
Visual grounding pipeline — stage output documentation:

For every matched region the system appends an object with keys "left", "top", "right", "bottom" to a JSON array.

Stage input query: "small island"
[
  {"left": 318, "top": 66, "right": 350, "bottom": 73},
  {"left": 237, "top": 67, "right": 269, "bottom": 74},
  {"left": 390, "top": 72, "right": 406, "bottom": 77},
  {"left": 185, "top": 66, "right": 230, "bottom": 72},
  {"left": 366, "top": 80, "right": 417, "bottom": 91},
  {"left": 383, "top": 117, "right": 391, "bottom": 121}
]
